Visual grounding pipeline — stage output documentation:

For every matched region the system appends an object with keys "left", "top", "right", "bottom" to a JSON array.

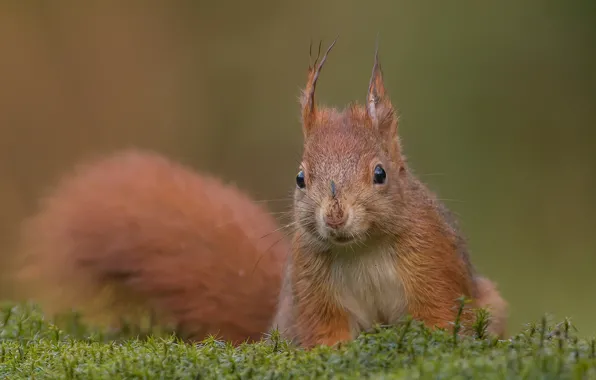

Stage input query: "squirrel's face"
[
  {"left": 293, "top": 39, "right": 403, "bottom": 249},
  {"left": 294, "top": 114, "right": 403, "bottom": 248}
]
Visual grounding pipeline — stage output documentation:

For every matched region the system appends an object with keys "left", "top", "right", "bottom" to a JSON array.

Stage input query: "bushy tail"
[{"left": 11, "top": 149, "right": 289, "bottom": 344}]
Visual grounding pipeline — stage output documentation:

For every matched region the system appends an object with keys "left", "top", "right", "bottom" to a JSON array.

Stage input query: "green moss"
[{"left": 0, "top": 302, "right": 594, "bottom": 379}]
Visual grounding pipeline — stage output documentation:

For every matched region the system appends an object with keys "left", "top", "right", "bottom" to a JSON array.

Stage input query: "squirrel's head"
[{"left": 294, "top": 39, "right": 406, "bottom": 249}]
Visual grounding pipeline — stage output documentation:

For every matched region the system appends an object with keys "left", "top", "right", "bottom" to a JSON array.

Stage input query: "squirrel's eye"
[
  {"left": 373, "top": 165, "right": 386, "bottom": 185},
  {"left": 296, "top": 170, "right": 306, "bottom": 189}
]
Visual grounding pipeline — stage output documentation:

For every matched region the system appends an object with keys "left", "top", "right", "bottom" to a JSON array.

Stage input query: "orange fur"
[
  {"left": 289, "top": 236, "right": 352, "bottom": 348},
  {"left": 14, "top": 149, "right": 289, "bottom": 344},
  {"left": 272, "top": 41, "right": 508, "bottom": 347},
  {"left": 475, "top": 276, "right": 508, "bottom": 337}
]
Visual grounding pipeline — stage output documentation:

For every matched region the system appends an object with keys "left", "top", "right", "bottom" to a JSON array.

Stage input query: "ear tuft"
[
  {"left": 366, "top": 41, "right": 386, "bottom": 127},
  {"left": 300, "top": 37, "right": 338, "bottom": 137},
  {"left": 365, "top": 41, "right": 398, "bottom": 143}
]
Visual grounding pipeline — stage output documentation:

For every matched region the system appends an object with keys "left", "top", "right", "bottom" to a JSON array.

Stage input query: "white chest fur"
[{"left": 328, "top": 246, "right": 408, "bottom": 337}]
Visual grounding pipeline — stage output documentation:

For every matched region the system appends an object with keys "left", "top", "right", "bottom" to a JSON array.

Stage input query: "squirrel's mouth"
[{"left": 328, "top": 234, "right": 356, "bottom": 245}]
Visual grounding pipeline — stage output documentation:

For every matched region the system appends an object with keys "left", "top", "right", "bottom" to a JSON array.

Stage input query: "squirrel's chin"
[{"left": 328, "top": 235, "right": 356, "bottom": 246}]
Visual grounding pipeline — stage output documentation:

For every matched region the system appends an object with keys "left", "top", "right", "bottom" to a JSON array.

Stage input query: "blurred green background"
[{"left": 0, "top": 1, "right": 594, "bottom": 335}]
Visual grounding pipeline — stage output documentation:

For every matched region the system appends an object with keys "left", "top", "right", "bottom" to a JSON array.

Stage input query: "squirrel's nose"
[
  {"left": 325, "top": 199, "right": 347, "bottom": 229},
  {"left": 324, "top": 214, "right": 347, "bottom": 229}
]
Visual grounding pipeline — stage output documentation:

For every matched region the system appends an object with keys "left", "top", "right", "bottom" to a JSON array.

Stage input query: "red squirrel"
[
  {"left": 14, "top": 41, "right": 506, "bottom": 349},
  {"left": 14, "top": 149, "right": 288, "bottom": 344},
  {"left": 271, "top": 40, "right": 508, "bottom": 348}
]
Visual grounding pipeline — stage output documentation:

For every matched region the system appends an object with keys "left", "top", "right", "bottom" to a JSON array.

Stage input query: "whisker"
[
  {"left": 251, "top": 232, "right": 292, "bottom": 276},
  {"left": 253, "top": 198, "right": 294, "bottom": 204},
  {"left": 259, "top": 222, "right": 298, "bottom": 240},
  {"left": 437, "top": 198, "right": 465, "bottom": 204}
]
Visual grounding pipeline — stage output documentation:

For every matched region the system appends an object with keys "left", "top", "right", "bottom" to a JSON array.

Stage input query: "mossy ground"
[{"left": 0, "top": 303, "right": 594, "bottom": 379}]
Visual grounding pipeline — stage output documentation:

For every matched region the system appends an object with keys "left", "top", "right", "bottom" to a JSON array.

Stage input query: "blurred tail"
[{"left": 10, "top": 149, "right": 289, "bottom": 344}]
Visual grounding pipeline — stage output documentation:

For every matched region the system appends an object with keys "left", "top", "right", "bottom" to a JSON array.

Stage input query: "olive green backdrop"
[{"left": 0, "top": 1, "right": 594, "bottom": 335}]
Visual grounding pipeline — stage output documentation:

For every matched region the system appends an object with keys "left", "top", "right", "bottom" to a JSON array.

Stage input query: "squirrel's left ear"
[{"left": 365, "top": 44, "right": 398, "bottom": 144}]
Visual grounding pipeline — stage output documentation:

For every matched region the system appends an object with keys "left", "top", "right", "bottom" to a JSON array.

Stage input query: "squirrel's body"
[
  {"left": 15, "top": 149, "right": 288, "bottom": 344},
  {"left": 272, "top": 41, "right": 507, "bottom": 348}
]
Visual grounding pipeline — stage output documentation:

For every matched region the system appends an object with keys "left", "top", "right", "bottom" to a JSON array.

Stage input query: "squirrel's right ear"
[
  {"left": 300, "top": 38, "right": 338, "bottom": 137},
  {"left": 365, "top": 43, "right": 398, "bottom": 152}
]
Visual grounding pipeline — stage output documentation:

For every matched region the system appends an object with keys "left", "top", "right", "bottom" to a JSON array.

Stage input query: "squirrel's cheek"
[
  {"left": 314, "top": 206, "right": 328, "bottom": 232},
  {"left": 347, "top": 205, "right": 370, "bottom": 234}
]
